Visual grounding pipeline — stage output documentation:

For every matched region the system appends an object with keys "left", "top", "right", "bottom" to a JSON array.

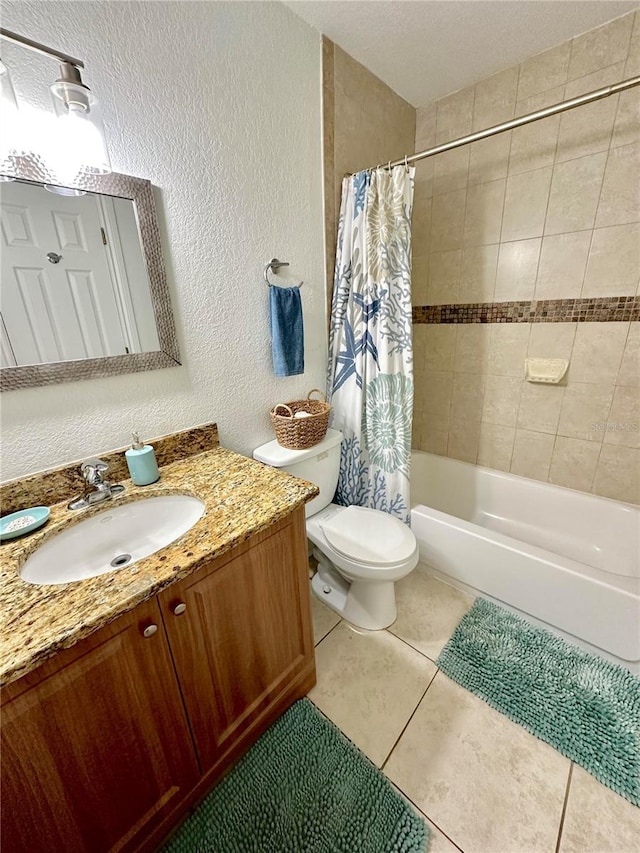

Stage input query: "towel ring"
[{"left": 264, "top": 258, "right": 303, "bottom": 288}]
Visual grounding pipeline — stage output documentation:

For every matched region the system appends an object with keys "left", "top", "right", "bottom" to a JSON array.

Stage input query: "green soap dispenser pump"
[{"left": 125, "top": 432, "right": 160, "bottom": 486}]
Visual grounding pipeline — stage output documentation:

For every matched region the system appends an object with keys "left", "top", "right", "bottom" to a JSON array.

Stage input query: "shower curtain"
[{"left": 327, "top": 166, "right": 415, "bottom": 523}]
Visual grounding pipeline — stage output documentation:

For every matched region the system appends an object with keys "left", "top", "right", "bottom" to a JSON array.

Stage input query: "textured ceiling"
[{"left": 284, "top": 0, "right": 638, "bottom": 105}]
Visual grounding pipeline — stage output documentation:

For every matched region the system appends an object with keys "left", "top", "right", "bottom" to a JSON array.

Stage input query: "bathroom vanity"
[{"left": 0, "top": 429, "right": 318, "bottom": 852}]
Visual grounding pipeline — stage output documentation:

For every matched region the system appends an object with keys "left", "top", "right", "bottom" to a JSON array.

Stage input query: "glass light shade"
[
  {"left": 49, "top": 79, "right": 111, "bottom": 182},
  {"left": 0, "top": 59, "right": 18, "bottom": 111},
  {"left": 0, "top": 59, "right": 22, "bottom": 177}
]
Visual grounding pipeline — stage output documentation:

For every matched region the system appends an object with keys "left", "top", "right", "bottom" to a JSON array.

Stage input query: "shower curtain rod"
[{"left": 369, "top": 74, "right": 640, "bottom": 171}]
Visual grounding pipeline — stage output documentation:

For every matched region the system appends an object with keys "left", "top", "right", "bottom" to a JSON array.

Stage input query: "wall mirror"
[{"left": 0, "top": 161, "right": 180, "bottom": 391}]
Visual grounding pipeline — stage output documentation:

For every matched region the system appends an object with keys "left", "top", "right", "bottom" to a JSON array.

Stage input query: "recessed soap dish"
[{"left": 524, "top": 358, "right": 569, "bottom": 384}]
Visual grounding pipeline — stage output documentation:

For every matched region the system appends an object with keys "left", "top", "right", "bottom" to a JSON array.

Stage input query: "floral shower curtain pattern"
[{"left": 327, "top": 166, "right": 415, "bottom": 523}]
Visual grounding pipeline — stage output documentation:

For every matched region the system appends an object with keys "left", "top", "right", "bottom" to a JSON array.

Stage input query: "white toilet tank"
[{"left": 253, "top": 429, "right": 343, "bottom": 517}]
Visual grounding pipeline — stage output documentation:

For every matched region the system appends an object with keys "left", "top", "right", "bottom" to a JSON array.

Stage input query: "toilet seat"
[
  {"left": 307, "top": 504, "right": 419, "bottom": 583},
  {"left": 320, "top": 505, "right": 416, "bottom": 565}
]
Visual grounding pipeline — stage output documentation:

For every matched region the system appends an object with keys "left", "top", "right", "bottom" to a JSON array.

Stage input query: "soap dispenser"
[{"left": 125, "top": 432, "right": 160, "bottom": 486}]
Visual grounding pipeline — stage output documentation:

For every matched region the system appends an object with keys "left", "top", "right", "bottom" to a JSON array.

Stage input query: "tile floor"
[{"left": 308, "top": 566, "right": 640, "bottom": 853}]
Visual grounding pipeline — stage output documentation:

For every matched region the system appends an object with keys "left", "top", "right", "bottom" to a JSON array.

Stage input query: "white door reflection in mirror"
[{"left": 0, "top": 180, "right": 159, "bottom": 366}]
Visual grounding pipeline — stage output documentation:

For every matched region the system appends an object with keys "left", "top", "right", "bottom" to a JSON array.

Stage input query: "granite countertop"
[{"left": 0, "top": 447, "right": 318, "bottom": 687}]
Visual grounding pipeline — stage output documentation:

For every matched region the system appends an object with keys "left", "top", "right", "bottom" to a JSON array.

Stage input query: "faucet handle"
[
  {"left": 81, "top": 457, "right": 109, "bottom": 486},
  {"left": 68, "top": 458, "right": 123, "bottom": 510}
]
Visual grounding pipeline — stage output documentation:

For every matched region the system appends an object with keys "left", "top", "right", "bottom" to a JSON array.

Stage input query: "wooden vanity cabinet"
[
  {"left": 1, "top": 506, "right": 315, "bottom": 853},
  {"left": 157, "top": 505, "right": 315, "bottom": 775},
  {"left": 1, "top": 599, "right": 199, "bottom": 853}
]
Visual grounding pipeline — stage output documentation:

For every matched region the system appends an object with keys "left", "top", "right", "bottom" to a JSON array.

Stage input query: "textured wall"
[
  {"left": 1, "top": 1, "right": 326, "bottom": 480},
  {"left": 412, "top": 11, "right": 640, "bottom": 504},
  {"left": 322, "top": 39, "right": 415, "bottom": 299}
]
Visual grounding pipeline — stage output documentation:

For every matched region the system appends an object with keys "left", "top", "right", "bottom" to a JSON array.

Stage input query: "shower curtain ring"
[
  {"left": 404, "top": 155, "right": 409, "bottom": 172},
  {"left": 387, "top": 160, "right": 391, "bottom": 171}
]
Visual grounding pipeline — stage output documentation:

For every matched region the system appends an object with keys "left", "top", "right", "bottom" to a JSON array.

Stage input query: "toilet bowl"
[
  {"left": 307, "top": 503, "right": 418, "bottom": 629},
  {"left": 253, "top": 429, "right": 418, "bottom": 630}
]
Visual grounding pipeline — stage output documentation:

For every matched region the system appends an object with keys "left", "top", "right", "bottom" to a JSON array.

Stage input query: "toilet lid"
[{"left": 320, "top": 506, "right": 416, "bottom": 565}]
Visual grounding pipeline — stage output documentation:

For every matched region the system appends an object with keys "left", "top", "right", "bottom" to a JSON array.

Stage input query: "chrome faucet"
[{"left": 68, "top": 458, "right": 125, "bottom": 510}]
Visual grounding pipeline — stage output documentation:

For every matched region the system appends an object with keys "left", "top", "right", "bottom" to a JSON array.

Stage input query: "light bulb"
[{"left": 49, "top": 71, "right": 111, "bottom": 181}]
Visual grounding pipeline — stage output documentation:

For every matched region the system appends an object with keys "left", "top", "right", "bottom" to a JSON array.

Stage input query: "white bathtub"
[{"left": 410, "top": 451, "right": 640, "bottom": 673}]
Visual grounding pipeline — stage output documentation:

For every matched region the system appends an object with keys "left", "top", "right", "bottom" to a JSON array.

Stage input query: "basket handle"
[
  {"left": 272, "top": 403, "right": 294, "bottom": 418},
  {"left": 307, "top": 388, "right": 326, "bottom": 403}
]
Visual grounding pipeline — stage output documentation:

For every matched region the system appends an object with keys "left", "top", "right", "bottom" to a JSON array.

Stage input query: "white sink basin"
[{"left": 20, "top": 495, "right": 205, "bottom": 586}]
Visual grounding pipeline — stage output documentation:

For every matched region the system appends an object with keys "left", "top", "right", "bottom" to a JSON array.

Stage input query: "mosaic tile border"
[{"left": 412, "top": 296, "right": 640, "bottom": 324}]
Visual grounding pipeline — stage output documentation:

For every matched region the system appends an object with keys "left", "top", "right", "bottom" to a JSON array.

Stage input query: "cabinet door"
[
  {"left": 159, "top": 507, "right": 314, "bottom": 772},
  {"left": 1, "top": 599, "right": 199, "bottom": 853}
]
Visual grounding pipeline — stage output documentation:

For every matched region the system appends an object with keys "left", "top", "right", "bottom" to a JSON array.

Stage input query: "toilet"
[{"left": 253, "top": 429, "right": 418, "bottom": 630}]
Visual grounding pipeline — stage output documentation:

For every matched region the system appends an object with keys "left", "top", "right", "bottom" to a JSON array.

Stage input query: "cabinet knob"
[
  {"left": 172, "top": 602, "right": 187, "bottom": 616},
  {"left": 142, "top": 624, "right": 158, "bottom": 638}
]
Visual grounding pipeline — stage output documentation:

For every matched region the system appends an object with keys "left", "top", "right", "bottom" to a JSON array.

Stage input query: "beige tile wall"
[
  {"left": 412, "top": 11, "right": 640, "bottom": 504},
  {"left": 322, "top": 38, "right": 415, "bottom": 301}
]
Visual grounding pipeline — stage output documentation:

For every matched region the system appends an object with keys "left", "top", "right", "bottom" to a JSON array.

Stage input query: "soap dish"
[
  {"left": 0, "top": 507, "right": 50, "bottom": 541},
  {"left": 524, "top": 358, "right": 569, "bottom": 384}
]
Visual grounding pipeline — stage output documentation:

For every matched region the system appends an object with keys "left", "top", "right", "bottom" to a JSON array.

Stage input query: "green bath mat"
[
  {"left": 163, "top": 698, "right": 428, "bottom": 852},
  {"left": 437, "top": 598, "right": 640, "bottom": 806}
]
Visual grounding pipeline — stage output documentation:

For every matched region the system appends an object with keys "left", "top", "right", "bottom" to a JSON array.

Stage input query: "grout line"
[
  {"left": 588, "top": 443, "right": 604, "bottom": 495},
  {"left": 380, "top": 668, "right": 439, "bottom": 772},
  {"left": 313, "top": 615, "right": 342, "bottom": 648},
  {"left": 510, "top": 323, "right": 532, "bottom": 471},
  {"left": 565, "top": 36, "right": 576, "bottom": 91},
  {"left": 508, "top": 376, "right": 526, "bottom": 472},
  {"left": 314, "top": 679, "right": 464, "bottom": 853},
  {"left": 546, "top": 429, "right": 562, "bottom": 485},
  {"left": 591, "top": 318, "right": 633, "bottom": 490},
  {"left": 614, "top": 320, "right": 634, "bottom": 391},
  {"left": 508, "top": 422, "right": 563, "bottom": 439},
  {"left": 578, "top": 138, "right": 611, "bottom": 303},
  {"left": 555, "top": 762, "right": 574, "bottom": 853},
  {"left": 445, "top": 330, "right": 456, "bottom": 457},
  {"left": 488, "top": 121, "right": 517, "bottom": 471},
  {"left": 515, "top": 56, "right": 526, "bottom": 104},
  {"left": 530, "top": 167, "right": 560, "bottom": 304},
  {"left": 424, "top": 219, "right": 640, "bottom": 254},
  {"left": 387, "top": 628, "right": 440, "bottom": 665},
  {"left": 537, "top": 93, "right": 562, "bottom": 249},
  {"left": 454, "top": 85, "right": 475, "bottom": 306},
  {"left": 393, "top": 783, "right": 466, "bottom": 853},
  {"left": 308, "top": 665, "right": 465, "bottom": 853},
  {"left": 496, "top": 121, "right": 513, "bottom": 259},
  {"left": 426, "top": 139, "right": 623, "bottom": 200},
  {"left": 588, "top": 334, "right": 622, "bottom": 492},
  {"left": 621, "top": 17, "right": 636, "bottom": 79}
]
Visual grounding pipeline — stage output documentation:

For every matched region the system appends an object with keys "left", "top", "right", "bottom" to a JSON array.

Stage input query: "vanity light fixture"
[
  {"left": 0, "top": 57, "right": 19, "bottom": 180},
  {"left": 0, "top": 28, "right": 111, "bottom": 183},
  {"left": 0, "top": 56, "right": 18, "bottom": 111}
]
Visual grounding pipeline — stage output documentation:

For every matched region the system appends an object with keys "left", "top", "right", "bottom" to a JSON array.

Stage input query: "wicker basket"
[{"left": 270, "top": 389, "right": 331, "bottom": 450}]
